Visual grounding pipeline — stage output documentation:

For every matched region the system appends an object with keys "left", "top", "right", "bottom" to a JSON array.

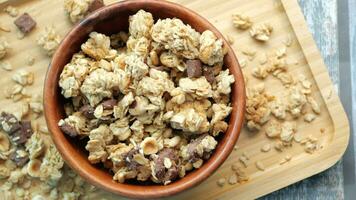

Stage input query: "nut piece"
[
  {"left": 232, "top": 13, "right": 252, "bottom": 30},
  {"left": 140, "top": 137, "right": 159, "bottom": 155},
  {"left": 14, "top": 13, "right": 37, "bottom": 34},
  {"left": 250, "top": 23, "right": 273, "bottom": 42}
]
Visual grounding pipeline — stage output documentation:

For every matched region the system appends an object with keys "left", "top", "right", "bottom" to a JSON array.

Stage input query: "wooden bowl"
[{"left": 43, "top": 0, "right": 245, "bottom": 198}]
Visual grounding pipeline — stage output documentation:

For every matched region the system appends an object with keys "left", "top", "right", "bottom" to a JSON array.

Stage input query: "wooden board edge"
[
  {"left": 247, "top": 1, "right": 351, "bottom": 199},
  {"left": 280, "top": 0, "right": 350, "bottom": 153}
]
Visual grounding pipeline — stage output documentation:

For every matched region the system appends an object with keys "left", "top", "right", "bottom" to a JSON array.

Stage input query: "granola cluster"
[
  {"left": 58, "top": 10, "right": 235, "bottom": 185},
  {"left": 64, "top": 0, "right": 104, "bottom": 23}
]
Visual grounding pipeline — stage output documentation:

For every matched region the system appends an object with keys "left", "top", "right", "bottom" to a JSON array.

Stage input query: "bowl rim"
[{"left": 43, "top": 0, "right": 245, "bottom": 199}]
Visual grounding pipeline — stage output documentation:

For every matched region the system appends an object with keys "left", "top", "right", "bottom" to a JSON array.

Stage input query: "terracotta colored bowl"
[{"left": 43, "top": 0, "right": 245, "bottom": 199}]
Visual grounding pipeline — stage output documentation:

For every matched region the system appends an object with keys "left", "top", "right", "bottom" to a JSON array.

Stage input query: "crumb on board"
[
  {"left": 217, "top": 178, "right": 226, "bottom": 187},
  {"left": 261, "top": 143, "right": 271, "bottom": 152},
  {"left": 255, "top": 161, "right": 265, "bottom": 171}
]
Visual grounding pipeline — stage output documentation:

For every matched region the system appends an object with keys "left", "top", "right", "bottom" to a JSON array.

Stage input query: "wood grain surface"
[{"left": 0, "top": 0, "right": 349, "bottom": 199}]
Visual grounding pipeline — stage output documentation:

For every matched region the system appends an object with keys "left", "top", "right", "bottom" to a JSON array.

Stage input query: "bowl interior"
[{"left": 44, "top": 0, "right": 245, "bottom": 198}]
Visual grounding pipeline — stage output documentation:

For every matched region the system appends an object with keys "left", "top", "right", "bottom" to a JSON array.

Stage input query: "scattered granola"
[
  {"left": 57, "top": 10, "right": 234, "bottom": 185},
  {"left": 12, "top": 70, "right": 34, "bottom": 86},
  {"left": 261, "top": 143, "right": 271, "bottom": 152},
  {"left": 279, "top": 155, "right": 292, "bottom": 165},
  {"left": 217, "top": 178, "right": 226, "bottom": 187},
  {"left": 0, "top": 37, "right": 10, "bottom": 60},
  {"left": 37, "top": 26, "right": 61, "bottom": 56},
  {"left": 14, "top": 13, "right": 37, "bottom": 34},
  {"left": 4, "top": 6, "right": 19, "bottom": 17},
  {"left": 228, "top": 173, "right": 238, "bottom": 185},
  {"left": 304, "top": 113, "right": 316, "bottom": 123},
  {"left": 26, "top": 55, "right": 35, "bottom": 66},
  {"left": 232, "top": 13, "right": 252, "bottom": 30},
  {"left": 226, "top": 34, "right": 234, "bottom": 45},
  {"left": 245, "top": 83, "right": 274, "bottom": 131},
  {"left": 255, "top": 161, "right": 265, "bottom": 171},
  {"left": 0, "top": 61, "right": 12, "bottom": 71},
  {"left": 250, "top": 23, "right": 273, "bottom": 42},
  {"left": 64, "top": 0, "right": 105, "bottom": 23}
]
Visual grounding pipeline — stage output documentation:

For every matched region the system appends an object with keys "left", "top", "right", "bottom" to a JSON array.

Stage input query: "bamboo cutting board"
[{"left": 0, "top": 0, "right": 350, "bottom": 199}]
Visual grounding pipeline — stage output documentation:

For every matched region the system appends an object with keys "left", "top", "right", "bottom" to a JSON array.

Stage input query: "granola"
[
  {"left": 0, "top": 37, "right": 10, "bottom": 60},
  {"left": 37, "top": 26, "right": 61, "bottom": 56},
  {"left": 232, "top": 14, "right": 252, "bottom": 30},
  {"left": 250, "top": 23, "right": 273, "bottom": 42},
  {"left": 57, "top": 10, "right": 235, "bottom": 185}
]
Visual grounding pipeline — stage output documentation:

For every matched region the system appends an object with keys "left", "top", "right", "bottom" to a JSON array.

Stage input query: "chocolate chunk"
[
  {"left": 88, "top": 0, "right": 105, "bottom": 13},
  {"left": 14, "top": 13, "right": 36, "bottom": 33},
  {"left": 186, "top": 60, "right": 202, "bottom": 78},
  {"left": 10, "top": 149, "right": 29, "bottom": 167},
  {"left": 187, "top": 134, "right": 208, "bottom": 162},
  {"left": 154, "top": 148, "right": 179, "bottom": 183},
  {"left": 0, "top": 112, "right": 21, "bottom": 134},
  {"left": 102, "top": 99, "right": 117, "bottom": 110},
  {"left": 11, "top": 121, "right": 33, "bottom": 145},
  {"left": 79, "top": 104, "right": 95, "bottom": 119},
  {"left": 203, "top": 67, "right": 215, "bottom": 84},
  {"left": 129, "top": 100, "right": 137, "bottom": 109},
  {"left": 59, "top": 123, "right": 78, "bottom": 137},
  {"left": 162, "top": 92, "right": 171, "bottom": 101},
  {"left": 122, "top": 148, "right": 140, "bottom": 170}
]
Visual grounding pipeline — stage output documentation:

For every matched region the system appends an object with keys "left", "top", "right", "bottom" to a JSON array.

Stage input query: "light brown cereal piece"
[
  {"left": 125, "top": 53, "right": 149, "bottom": 80},
  {"left": 25, "top": 132, "right": 45, "bottom": 159},
  {"left": 215, "top": 69, "right": 235, "bottom": 95},
  {"left": 81, "top": 32, "right": 117, "bottom": 60},
  {"left": 0, "top": 61, "right": 12, "bottom": 71},
  {"left": 126, "top": 36, "right": 150, "bottom": 57},
  {"left": 170, "top": 108, "right": 210, "bottom": 133},
  {"left": 211, "top": 103, "right": 232, "bottom": 124},
  {"left": 228, "top": 173, "right": 238, "bottom": 185},
  {"left": 211, "top": 121, "right": 228, "bottom": 136},
  {"left": 80, "top": 68, "right": 120, "bottom": 106},
  {"left": 113, "top": 92, "right": 135, "bottom": 119},
  {"left": 245, "top": 84, "right": 274, "bottom": 131},
  {"left": 180, "top": 134, "right": 217, "bottom": 163},
  {"left": 0, "top": 37, "right": 10, "bottom": 60},
  {"left": 261, "top": 143, "right": 271, "bottom": 152},
  {"left": 151, "top": 18, "right": 200, "bottom": 59},
  {"left": 64, "top": 0, "right": 92, "bottom": 23},
  {"left": 252, "top": 65, "right": 269, "bottom": 79},
  {"left": 307, "top": 96, "right": 321, "bottom": 114},
  {"left": 217, "top": 178, "right": 226, "bottom": 187},
  {"left": 199, "top": 30, "right": 226, "bottom": 65},
  {"left": 250, "top": 23, "right": 273, "bottom": 42},
  {"left": 232, "top": 13, "right": 252, "bottom": 30},
  {"left": 12, "top": 69, "right": 34, "bottom": 86},
  {"left": 287, "top": 86, "right": 307, "bottom": 118},
  {"left": 265, "top": 119, "right": 282, "bottom": 138},
  {"left": 4, "top": 6, "right": 19, "bottom": 17},
  {"left": 38, "top": 145, "right": 64, "bottom": 181},
  {"left": 280, "top": 121, "right": 297, "bottom": 143},
  {"left": 179, "top": 77, "right": 213, "bottom": 98},
  {"left": 26, "top": 55, "right": 35, "bottom": 66},
  {"left": 159, "top": 51, "right": 186, "bottom": 71},
  {"left": 304, "top": 113, "right": 316, "bottom": 122},
  {"left": 37, "top": 26, "right": 61, "bottom": 56},
  {"left": 58, "top": 112, "right": 88, "bottom": 137},
  {"left": 269, "top": 99, "right": 287, "bottom": 120},
  {"left": 59, "top": 53, "right": 92, "bottom": 98},
  {"left": 109, "top": 118, "right": 131, "bottom": 141},
  {"left": 128, "top": 9, "right": 154, "bottom": 38},
  {"left": 241, "top": 47, "right": 256, "bottom": 61},
  {"left": 255, "top": 161, "right": 265, "bottom": 171}
]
